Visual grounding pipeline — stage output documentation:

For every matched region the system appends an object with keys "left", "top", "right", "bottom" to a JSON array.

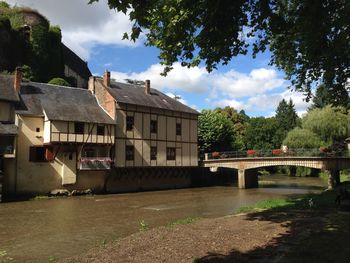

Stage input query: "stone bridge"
[{"left": 202, "top": 156, "right": 350, "bottom": 189}]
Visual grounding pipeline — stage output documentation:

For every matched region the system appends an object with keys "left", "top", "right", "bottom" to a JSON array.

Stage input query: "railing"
[
  {"left": 205, "top": 148, "right": 349, "bottom": 160},
  {"left": 78, "top": 157, "right": 112, "bottom": 170}
]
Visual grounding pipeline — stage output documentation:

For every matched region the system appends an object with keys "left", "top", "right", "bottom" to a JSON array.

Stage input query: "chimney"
[
  {"left": 88, "top": 76, "right": 96, "bottom": 94},
  {"left": 145, "top": 79, "right": 151, "bottom": 95},
  {"left": 103, "top": 70, "right": 110, "bottom": 87},
  {"left": 14, "top": 67, "right": 22, "bottom": 93}
]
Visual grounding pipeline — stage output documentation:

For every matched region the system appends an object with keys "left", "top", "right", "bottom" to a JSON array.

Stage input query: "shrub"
[{"left": 272, "top": 149, "right": 283, "bottom": 155}]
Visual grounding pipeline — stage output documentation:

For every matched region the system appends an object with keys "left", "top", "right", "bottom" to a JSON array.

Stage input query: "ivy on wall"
[{"left": 0, "top": 2, "right": 64, "bottom": 82}]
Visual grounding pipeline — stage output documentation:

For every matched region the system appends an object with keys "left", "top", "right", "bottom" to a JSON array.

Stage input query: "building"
[
  {"left": 3, "top": 69, "right": 115, "bottom": 195},
  {"left": 62, "top": 44, "right": 92, "bottom": 89},
  {"left": 89, "top": 71, "right": 199, "bottom": 169},
  {"left": 0, "top": 73, "right": 20, "bottom": 201},
  {"left": 1, "top": 69, "right": 199, "bottom": 197}
]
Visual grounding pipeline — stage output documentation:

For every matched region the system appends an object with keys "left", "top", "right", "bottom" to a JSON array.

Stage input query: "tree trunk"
[{"left": 328, "top": 169, "right": 340, "bottom": 189}]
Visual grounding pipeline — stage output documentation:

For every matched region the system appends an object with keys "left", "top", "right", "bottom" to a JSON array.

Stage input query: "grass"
[
  {"left": 139, "top": 220, "right": 149, "bottom": 232},
  {"left": 0, "top": 251, "right": 13, "bottom": 263},
  {"left": 167, "top": 217, "right": 198, "bottom": 227},
  {"left": 238, "top": 185, "right": 342, "bottom": 214}
]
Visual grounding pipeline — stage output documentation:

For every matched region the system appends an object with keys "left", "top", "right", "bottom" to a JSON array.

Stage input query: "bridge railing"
[{"left": 204, "top": 148, "right": 348, "bottom": 160}]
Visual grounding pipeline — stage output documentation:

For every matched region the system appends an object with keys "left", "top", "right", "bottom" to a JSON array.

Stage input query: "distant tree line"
[{"left": 199, "top": 97, "right": 350, "bottom": 156}]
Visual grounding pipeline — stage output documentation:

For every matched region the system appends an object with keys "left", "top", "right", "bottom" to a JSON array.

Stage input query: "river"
[{"left": 0, "top": 174, "right": 326, "bottom": 262}]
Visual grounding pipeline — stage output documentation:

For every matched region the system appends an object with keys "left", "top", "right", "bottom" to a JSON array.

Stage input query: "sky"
[{"left": 6, "top": 0, "right": 311, "bottom": 117}]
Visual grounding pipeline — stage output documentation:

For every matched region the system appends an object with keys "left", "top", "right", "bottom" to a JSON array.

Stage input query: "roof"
[
  {"left": 0, "top": 75, "right": 20, "bottom": 102},
  {"left": 0, "top": 123, "right": 17, "bottom": 135},
  {"left": 17, "top": 82, "right": 115, "bottom": 124},
  {"left": 104, "top": 80, "right": 199, "bottom": 115},
  {"left": 62, "top": 44, "right": 92, "bottom": 80}
]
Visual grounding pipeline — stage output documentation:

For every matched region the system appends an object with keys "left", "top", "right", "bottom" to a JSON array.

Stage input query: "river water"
[{"left": 0, "top": 174, "right": 326, "bottom": 262}]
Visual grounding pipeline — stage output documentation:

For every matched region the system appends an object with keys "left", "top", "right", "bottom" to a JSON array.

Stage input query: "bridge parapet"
[{"left": 205, "top": 148, "right": 347, "bottom": 160}]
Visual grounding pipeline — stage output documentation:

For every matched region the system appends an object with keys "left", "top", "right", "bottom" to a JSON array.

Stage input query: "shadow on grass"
[{"left": 194, "top": 187, "right": 350, "bottom": 263}]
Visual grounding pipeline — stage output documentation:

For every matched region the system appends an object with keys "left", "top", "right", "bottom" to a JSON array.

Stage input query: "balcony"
[{"left": 78, "top": 157, "right": 112, "bottom": 170}]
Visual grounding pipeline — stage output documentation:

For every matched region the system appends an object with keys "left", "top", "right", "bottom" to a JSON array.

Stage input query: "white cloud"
[
  {"left": 165, "top": 92, "right": 188, "bottom": 106},
  {"left": 213, "top": 89, "right": 310, "bottom": 117},
  {"left": 210, "top": 68, "right": 285, "bottom": 98},
  {"left": 109, "top": 62, "right": 307, "bottom": 115},
  {"left": 6, "top": 0, "right": 138, "bottom": 59},
  {"left": 111, "top": 62, "right": 209, "bottom": 93}
]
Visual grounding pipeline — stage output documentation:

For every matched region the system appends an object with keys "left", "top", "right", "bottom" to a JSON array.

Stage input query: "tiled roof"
[
  {"left": 103, "top": 80, "right": 199, "bottom": 115},
  {"left": 17, "top": 82, "right": 115, "bottom": 124},
  {"left": 0, "top": 75, "right": 20, "bottom": 102}
]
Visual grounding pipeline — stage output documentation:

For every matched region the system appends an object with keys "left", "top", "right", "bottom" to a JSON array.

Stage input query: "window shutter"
[{"left": 45, "top": 147, "right": 54, "bottom": 161}]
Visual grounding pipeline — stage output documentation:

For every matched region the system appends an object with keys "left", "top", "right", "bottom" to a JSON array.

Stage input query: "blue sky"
[{"left": 7, "top": 0, "right": 311, "bottom": 116}]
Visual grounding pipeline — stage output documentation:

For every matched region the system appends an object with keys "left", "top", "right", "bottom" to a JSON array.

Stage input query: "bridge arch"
[{"left": 203, "top": 157, "right": 350, "bottom": 189}]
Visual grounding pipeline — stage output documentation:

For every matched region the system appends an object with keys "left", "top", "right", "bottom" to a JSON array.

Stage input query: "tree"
[
  {"left": 48, "top": 77, "right": 70, "bottom": 87},
  {"left": 302, "top": 105, "right": 350, "bottom": 145},
  {"left": 245, "top": 117, "right": 279, "bottom": 150},
  {"left": 198, "top": 110, "right": 237, "bottom": 154},
  {"left": 311, "top": 84, "right": 350, "bottom": 109},
  {"left": 275, "top": 98, "right": 299, "bottom": 145},
  {"left": 215, "top": 106, "right": 247, "bottom": 150},
  {"left": 91, "top": 0, "right": 350, "bottom": 99},
  {"left": 283, "top": 128, "right": 324, "bottom": 149}
]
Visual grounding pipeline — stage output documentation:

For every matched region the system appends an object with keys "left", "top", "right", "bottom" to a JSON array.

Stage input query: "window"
[
  {"left": 126, "top": 145, "right": 134, "bottom": 161},
  {"left": 74, "top": 122, "right": 84, "bottom": 134},
  {"left": 29, "top": 146, "right": 48, "bottom": 162},
  {"left": 151, "top": 147, "right": 157, "bottom": 160},
  {"left": 97, "top": 125, "right": 105, "bottom": 136},
  {"left": 176, "top": 123, "right": 181, "bottom": 136},
  {"left": 126, "top": 116, "right": 134, "bottom": 131},
  {"left": 150, "top": 120, "right": 157, "bottom": 134},
  {"left": 166, "top": 147, "right": 176, "bottom": 161},
  {"left": 36, "top": 128, "right": 40, "bottom": 132}
]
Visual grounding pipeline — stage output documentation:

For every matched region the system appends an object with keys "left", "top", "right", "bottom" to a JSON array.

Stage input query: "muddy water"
[{"left": 0, "top": 175, "right": 326, "bottom": 262}]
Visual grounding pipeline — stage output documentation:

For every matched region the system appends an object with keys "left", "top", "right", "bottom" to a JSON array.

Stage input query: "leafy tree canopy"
[
  {"left": 283, "top": 127, "right": 324, "bottom": 149},
  {"left": 311, "top": 84, "right": 350, "bottom": 109},
  {"left": 302, "top": 105, "right": 350, "bottom": 144},
  {"left": 245, "top": 117, "right": 280, "bottom": 150},
  {"left": 91, "top": 0, "right": 350, "bottom": 98},
  {"left": 48, "top": 77, "right": 71, "bottom": 87},
  {"left": 198, "top": 109, "right": 238, "bottom": 154}
]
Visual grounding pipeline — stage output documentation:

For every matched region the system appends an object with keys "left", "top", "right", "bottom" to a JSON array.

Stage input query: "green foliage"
[
  {"left": 48, "top": 77, "right": 71, "bottom": 87},
  {"left": 311, "top": 84, "right": 350, "bottom": 109},
  {"left": 91, "top": 0, "right": 350, "bottom": 97},
  {"left": 198, "top": 109, "right": 237, "bottom": 154},
  {"left": 215, "top": 106, "right": 248, "bottom": 150},
  {"left": 283, "top": 127, "right": 324, "bottom": 149},
  {"left": 0, "top": 3, "right": 64, "bottom": 82},
  {"left": 0, "top": 250, "right": 13, "bottom": 263},
  {"left": 168, "top": 217, "right": 198, "bottom": 227},
  {"left": 245, "top": 117, "right": 279, "bottom": 150},
  {"left": 139, "top": 220, "right": 149, "bottom": 231},
  {"left": 21, "top": 65, "right": 34, "bottom": 80},
  {"left": 275, "top": 98, "right": 299, "bottom": 146},
  {"left": 302, "top": 105, "right": 350, "bottom": 144}
]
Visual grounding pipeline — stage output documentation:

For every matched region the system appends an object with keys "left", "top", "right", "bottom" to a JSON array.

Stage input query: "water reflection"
[{"left": 0, "top": 174, "right": 326, "bottom": 262}]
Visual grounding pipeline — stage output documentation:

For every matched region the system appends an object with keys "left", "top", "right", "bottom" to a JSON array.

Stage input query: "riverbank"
[{"left": 61, "top": 186, "right": 350, "bottom": 263}]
